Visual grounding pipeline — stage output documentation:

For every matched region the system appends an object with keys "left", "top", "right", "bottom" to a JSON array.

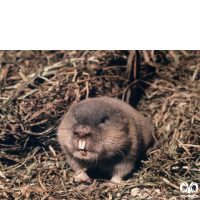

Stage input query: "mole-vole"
[{"left": 57, "top": 97, "right": 154, "bottom": 183}]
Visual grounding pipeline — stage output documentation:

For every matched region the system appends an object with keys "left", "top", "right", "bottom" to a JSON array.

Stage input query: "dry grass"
[{"left": 0, "top": 50, "right": 199, "bottom": 199}]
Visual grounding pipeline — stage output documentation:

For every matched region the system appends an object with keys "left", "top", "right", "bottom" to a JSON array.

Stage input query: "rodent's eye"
[{"left": 100, "top": 115, "right": 109, "bottom": 124}]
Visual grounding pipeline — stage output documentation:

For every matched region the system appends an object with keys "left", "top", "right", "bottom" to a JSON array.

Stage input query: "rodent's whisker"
[
  {"left": 115, "top": 149, "right": 126, "bottom": 159},
  {"left": 94, "top": 157, "right": 98, "bottom": 167}
]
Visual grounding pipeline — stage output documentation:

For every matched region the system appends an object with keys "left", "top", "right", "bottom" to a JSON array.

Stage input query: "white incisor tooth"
[{"left": 79, "top": 140, "right": 86, "bottom": 150}]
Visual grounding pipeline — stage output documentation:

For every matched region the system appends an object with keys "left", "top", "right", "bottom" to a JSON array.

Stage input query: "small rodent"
[{"left": 57, "top": 97, "right": 154, "bottom": 183}]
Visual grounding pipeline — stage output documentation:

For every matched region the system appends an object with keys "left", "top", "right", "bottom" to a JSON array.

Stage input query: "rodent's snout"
[{"left": 73, "top": 125, "right": 92, "bottom": 153}]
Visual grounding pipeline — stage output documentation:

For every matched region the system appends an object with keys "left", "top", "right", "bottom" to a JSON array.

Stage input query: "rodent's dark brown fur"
[{"left": 57, "top": 97, "right": 154, "bottom": 183}]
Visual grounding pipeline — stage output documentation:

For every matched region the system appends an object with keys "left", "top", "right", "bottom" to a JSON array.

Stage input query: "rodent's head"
[{"left": 58, "top": 98, "right": 131, "bottom": 161}]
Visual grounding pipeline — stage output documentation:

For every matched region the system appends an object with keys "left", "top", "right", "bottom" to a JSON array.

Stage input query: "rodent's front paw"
[
  {"left": 74, "top": 171, "right": 91, "bottom": 183},
  {"left": 110, "top": 175, "right": 122, "bottom": 184}
]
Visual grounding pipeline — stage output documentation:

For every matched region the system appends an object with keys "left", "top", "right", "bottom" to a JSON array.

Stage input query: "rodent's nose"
[
  {"left": 74, "top": 131, "right": 91, "bottom": 139},
  {"left": 74, "top": 126, "right": 91, "bottom": 139}
]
